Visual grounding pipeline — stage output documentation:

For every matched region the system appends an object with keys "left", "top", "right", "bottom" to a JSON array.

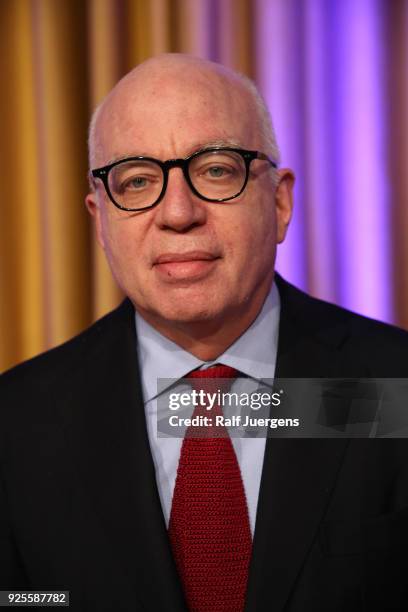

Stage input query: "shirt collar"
[{"left": 135, "top": 282, "right": 281, "bottom": 403}]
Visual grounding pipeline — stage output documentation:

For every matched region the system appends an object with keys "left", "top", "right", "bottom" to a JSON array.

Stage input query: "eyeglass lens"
[{"left": 108, "top": 150, "right": 247, "bottom": 210}]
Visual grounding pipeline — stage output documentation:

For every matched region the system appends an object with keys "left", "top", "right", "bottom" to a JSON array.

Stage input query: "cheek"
[
  {"left": 100, "top": 214, "right": 147, "bottom": 278},
  {"left": 227, "top": 206, "right": 276, "bottom": 266}
]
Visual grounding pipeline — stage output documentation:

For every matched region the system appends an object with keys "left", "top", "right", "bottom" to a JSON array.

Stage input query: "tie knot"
[
  {"left": 187, "top": 364, "right": 239, "bottom": 380},
  {"left": 186, "top": 364, "right": 239, "bottom": 394}
]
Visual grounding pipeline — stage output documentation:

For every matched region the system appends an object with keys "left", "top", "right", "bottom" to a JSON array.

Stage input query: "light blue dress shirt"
[{"left": 135, "top": 282, "right": 280, "bottom": 536}]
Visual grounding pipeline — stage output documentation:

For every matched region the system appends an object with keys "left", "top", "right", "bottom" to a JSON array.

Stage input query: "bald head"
[{"left": 88, "top": 53, "right": 280, "bottom": 169}]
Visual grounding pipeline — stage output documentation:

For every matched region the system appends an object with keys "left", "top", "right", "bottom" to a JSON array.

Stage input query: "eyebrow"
[
  {"left": 186, "top": 139, "right": 243, "bottom": 153},
  {"left": 105, "top": 140, "right": 244, "bottom": 166}
]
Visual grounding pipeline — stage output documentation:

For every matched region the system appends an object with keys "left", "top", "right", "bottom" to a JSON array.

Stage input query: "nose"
[{"left": 154, "top": 167, "right": 207, "bottom": 232}]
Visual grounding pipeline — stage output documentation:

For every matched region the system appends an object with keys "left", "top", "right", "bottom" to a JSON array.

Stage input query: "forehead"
[{"left": 95, "top": 67, "right": 260, "bottom": 164}]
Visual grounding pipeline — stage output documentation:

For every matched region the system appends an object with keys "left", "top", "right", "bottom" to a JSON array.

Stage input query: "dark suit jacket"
[{"left": 1, "top": 275, "right": 408, "bottom": 611}]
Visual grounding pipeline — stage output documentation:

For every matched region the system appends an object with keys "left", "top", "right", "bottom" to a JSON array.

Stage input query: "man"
[{"left": 1, "top": 54, "right": 408, "bottom": 612}]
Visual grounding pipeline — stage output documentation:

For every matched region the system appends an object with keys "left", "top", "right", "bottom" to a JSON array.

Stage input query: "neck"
[{"left": 136, "top": 286, "right": 271, "bottom": 361}]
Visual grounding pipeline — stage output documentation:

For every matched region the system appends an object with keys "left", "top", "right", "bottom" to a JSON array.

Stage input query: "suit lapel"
[
  {"left": 64, "top": 300, "right": 186, "bottom": 611},
  {"left": 245, "top": 276, "right": 351, "bottom": 611}
]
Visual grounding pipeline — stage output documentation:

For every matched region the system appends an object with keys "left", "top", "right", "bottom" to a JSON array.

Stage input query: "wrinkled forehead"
[{"left": 92, "top": 65, "right": 261, "bottom": 166}]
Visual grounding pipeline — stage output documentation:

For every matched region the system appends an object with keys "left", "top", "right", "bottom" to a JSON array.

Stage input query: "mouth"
[{"left": 153, "top": 251, "right": 221, "bottom": 282}]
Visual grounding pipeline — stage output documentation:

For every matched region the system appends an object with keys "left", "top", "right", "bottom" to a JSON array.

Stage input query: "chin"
[
  {"left": 155, "top": 303, "right": 219, "bottom": 324},
  {"left": 136, "top": 292, "right": 230, "bottom": 326}
]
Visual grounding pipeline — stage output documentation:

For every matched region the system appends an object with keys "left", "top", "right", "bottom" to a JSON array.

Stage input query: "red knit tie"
[{"left": 168, "top": 365, "right": 252, "bottom": 612}]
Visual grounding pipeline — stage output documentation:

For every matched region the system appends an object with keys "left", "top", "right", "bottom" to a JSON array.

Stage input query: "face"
[{"left": 86, "top": 61, "right": 293, "bottom": 337}]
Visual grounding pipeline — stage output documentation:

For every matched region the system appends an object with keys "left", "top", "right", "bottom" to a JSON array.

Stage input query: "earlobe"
[
  {"left": 85, "top": 193, "right": 106, "bottom": 250},
  {"left": 85, "top": 192, "right": 98, "bottom": 216},
  {"left": 275, "top": 169, "right": 295, "bottom": 244}
]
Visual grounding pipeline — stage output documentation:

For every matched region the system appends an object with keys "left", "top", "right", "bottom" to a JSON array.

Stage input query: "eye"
[
  {"left": 197, "top": 162, "right": 237, "bottom": 181},
  {"left": 191, "top": 151, "right": 244, "bottom": 184},
  {"left": 119, "top": 174, "right": 156, "bottom": 192},
  {"left": 127, "top": 176, "right": 148, "bottom": 189},
  {"left": 110, "top": 162, "right": 162, "bottom": 193},
  {"left": 208, "top": 166, "right": 228, "bottom": 178}
]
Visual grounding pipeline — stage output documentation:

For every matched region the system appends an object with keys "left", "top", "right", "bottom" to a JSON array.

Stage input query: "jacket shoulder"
[
  {"left": 275, "top": 274, "right": 408, "bottom": 375},
  {"left": 0, "top": 299, "right": 134, "bottom": 391},
  {"left": 277, "top": 273, "right": 408, "bottom": 334}
]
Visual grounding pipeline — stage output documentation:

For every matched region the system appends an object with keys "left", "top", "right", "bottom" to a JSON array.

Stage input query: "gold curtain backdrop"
[
  {"left": 0, "top": 0, "right": 253, "bottom": 372},
  {"left": 0, "top": 0, "right": 407, "bottom": 372}
]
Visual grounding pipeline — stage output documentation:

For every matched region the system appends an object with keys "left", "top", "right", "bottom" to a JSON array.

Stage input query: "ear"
[
  {"left": 85, "top": 190, "right": 106, "bottom": 250},
  {"left": 275, "top": 168, "right": 295, "bottom": 244}
]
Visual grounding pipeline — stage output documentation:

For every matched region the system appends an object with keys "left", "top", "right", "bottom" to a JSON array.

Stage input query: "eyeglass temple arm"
[{"left": 256, "top": 152, "right": 278, "bottom": 168}]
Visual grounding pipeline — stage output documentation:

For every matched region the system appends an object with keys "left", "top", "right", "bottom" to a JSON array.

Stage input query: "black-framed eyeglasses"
[{"left": 91, "top": 147, "right": 278, "bottom": 212}]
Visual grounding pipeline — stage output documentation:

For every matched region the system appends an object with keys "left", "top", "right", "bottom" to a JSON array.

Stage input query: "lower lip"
[{"left": 154, "top": 259, "right": 219, "bottom": 281}]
